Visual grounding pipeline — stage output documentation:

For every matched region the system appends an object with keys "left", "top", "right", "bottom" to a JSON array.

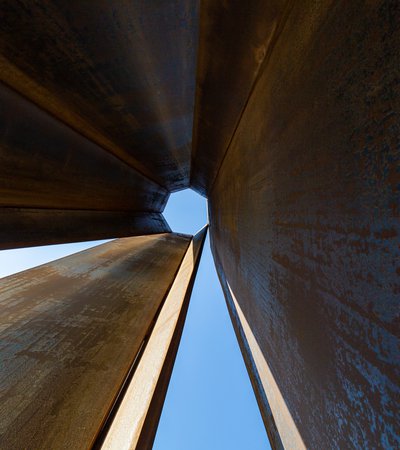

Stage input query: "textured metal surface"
[
  {"left": 0, "top": 208, "right": 170, "bottom": 250},
  {"left": 0, "top": 233, "right": 190, "bottom": 450},
  {"left": 0, "top": 0, "right": 198, "bottom": 191},
  {"left": 0, "top": 83, "right": 167, "bottom": 212},
  {"left": 102, "top": 226, "right": 207, "bottom": 450},
  {"left": 226, "top": 280, "right": 303, "bottom": 450},
  {"left": 209, "top": 0, "right": 400, "bottom": 448},
  {"left": 191, "top": 0, "right": 287, "bottom": 195},
  {"left": 214, "top": 250, "right": 284, "bottom": 450}
]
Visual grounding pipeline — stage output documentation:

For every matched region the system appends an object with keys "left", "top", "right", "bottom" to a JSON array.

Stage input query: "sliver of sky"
[
  {"left": 0, "top": 239, "right": 110, "bottom": 279},
  {"left": 156, "top": 189, "right": 270, "bottom": 450},
  {"left": 0, "top": 188, "right": 270, "bottom": 450}
]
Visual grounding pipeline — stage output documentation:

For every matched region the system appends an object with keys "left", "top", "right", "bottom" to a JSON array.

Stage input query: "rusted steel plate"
[
  {"left": 101, "top": 226, "right": 207, "bottom": 450},
  {"left": 0, "top": 0, "right": 199, "bottom": 191},
  {"left": 209, "top": 0, "right": 400, "bottom": 448},
  {"left": 214, "top": 254, "right": 284, "bottom": 450},
  {"left": 0, "top": 233, "right": 190, "bottom": 450},
  {"left": 0, "top": 83, "right": 167, "bottom": 212},
  {"left": 0, "top": 208, "right": 170, "bottom": 250},
  {"left": 191, "top": 0, "right": 286, "bottom": 195}
]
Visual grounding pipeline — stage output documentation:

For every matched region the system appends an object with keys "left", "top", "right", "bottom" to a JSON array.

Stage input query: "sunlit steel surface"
[
  {"left": 0, "top": 234, "right": 190, "bottom": 449},
  {"left": 101, "top": 226, "right": 207, "bottom": 450}
]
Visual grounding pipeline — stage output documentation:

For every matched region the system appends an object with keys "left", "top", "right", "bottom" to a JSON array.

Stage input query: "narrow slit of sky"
[
  {"left": 0, "top": 239, "right": 111, "bottom": 279},
  {"left": 155, "top": 188, "right": 270, "bottom": 450},
  {"left": 0, "top": 188, "right": 270, "bottom": 450}
]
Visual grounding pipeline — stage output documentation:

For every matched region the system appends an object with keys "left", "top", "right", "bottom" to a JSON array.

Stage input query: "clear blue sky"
[
  {"left": 0, "top": 189, "right": 270, "bottom": 450},
  {"left": 154, "top": 189, "right": 269, "bottom": 450}
]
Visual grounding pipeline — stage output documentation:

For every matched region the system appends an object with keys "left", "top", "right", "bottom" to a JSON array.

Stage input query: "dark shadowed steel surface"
[
  {"left": 0, "top": 233, "right": 190, "bottom": 450},
  {"left": 209, "top": 0, "right": 400, "bottom": 448},
  {"left": 0, "top": 0, "right": 199, "bottom": 191},
  {"left": 191, "top": 0, "right": 287, "bottom": 195},
  {"left": 0, "top": 209, "right": 170, "bottom": 250},
  {"left": 0, "top": 83, "right": 167, "bottom": 212}
]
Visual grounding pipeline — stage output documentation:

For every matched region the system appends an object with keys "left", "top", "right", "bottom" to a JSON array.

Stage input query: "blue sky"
[
  {"left": 154, "top": 189, "right": 269, "bottom": 450},
  {"left": 0, "top": 239, "right": 111, "bottom": 278},
  {"left": 0, "top": 189, "right": 270, "bottom": 449}
]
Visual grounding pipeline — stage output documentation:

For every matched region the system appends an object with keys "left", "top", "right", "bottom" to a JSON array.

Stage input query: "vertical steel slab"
[
  {"left": 0, "top": 209, "right": 170, "bottom": 250},
  {"left": 191, "top": 0, "right": 287, "bottom": 195},
  {"left": 0, "top": 83, "right": 167, "bottom": 212},
  {"left": 0, "top": 82, "right": 170, "bottom": 248},
  {"left": 0, "top": 0, "right": 199, "bottom": 190},
  {"left": 208, "top": 0, "right": 400, "bottom": 448},
  {"left": 100, "top": 226, "right": 207, "bottom": 450},
  {"left": 0, "top": 233, "right": 190, "bottom": 449}
]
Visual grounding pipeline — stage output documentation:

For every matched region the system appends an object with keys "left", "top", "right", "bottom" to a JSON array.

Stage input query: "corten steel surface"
[
  {"left": 0, "top": 233, "right": 190, "bottom": 450},
  {"left": 0, "top": 82, "right": 169, "bottom": 247},
  {"left": 191, "top": 0, "right": 287, "bottom": 195},
  {"left": 209, "top": 0, "right": 400, "bottom": 448},
  {"left": 0, "top": 0, "right": 199, "bottom": 191},
  {"left": 101, "top": 226, "right": 207, "bottom": 450},
  {"left": 0, "top": 83, "right": 167, "bottom": 212},
  {"left": 0, "top": 209, "right": 169, "bottom": 250},
  {"left": 214, "top": 257, "right": 284, "bottom": 450}
]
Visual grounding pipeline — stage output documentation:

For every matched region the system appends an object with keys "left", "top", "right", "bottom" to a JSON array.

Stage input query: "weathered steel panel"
[
  {"left": 101, "top": 226, "right": 207, "bottom": 450},
  {"left": 0, "top": 0, "right": 199, "bottom": 190},
  {"left": 209, "top": 0, "right": 400, "bottom": 448},
  {"left": 191, "top": 0, "right": 287, "bottom": 195},
  {"left": 213, "top": 247, "right": 284, "bottom": 450},
  {"left": 0, "top": 233, "right": 190, "bottom": 449},
  {"left": 0, "top": 208, "right": 170, "bottom": 250},
  {"left": 0, "top": 83, "right": 167, "bottom": 212}
]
